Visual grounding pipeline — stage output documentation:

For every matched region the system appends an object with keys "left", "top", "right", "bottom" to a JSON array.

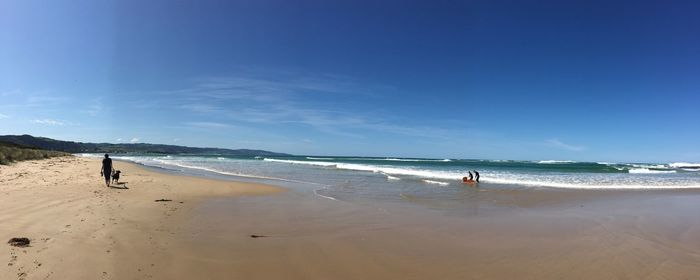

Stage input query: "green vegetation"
[
  {"left": 0, "top": 135, "right": 290, "bottom": 156},
  {"left": 0, "top": 141, "right": 71, "bottom": 165}
]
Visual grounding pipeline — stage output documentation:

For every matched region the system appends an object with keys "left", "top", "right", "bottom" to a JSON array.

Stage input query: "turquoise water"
[{"left": 83, "top": 154, "right": 700, "bottom": 191}]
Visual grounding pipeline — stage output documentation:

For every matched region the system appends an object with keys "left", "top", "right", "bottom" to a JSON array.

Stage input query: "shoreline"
[
  {"left": 3, "top": 157, "right": 700, "bottom": 279},
  {"left": 100, "top": 154, "right": 700, "bottom": 192},
  {"left": 1, "top": 157, "right": 282, "bottom": 280}
]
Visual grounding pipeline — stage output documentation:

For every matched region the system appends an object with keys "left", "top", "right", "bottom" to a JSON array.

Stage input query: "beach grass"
[{"left": 0, "top": 141, "right": 71, "bottom": 164}]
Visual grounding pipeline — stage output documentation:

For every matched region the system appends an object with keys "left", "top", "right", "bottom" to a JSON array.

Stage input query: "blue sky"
[{"left": 1, "top": 0, "right": 699, "bottom": 162}]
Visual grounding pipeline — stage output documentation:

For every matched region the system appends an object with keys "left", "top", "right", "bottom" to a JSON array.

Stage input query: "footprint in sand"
[{"left": 8, "top": 254, "right": 17, "bottom": 266}]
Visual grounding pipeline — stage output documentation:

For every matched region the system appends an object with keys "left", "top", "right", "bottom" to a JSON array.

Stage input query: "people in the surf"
[{"left": 463, "top": 170, "right": 480, "bottom": 184}]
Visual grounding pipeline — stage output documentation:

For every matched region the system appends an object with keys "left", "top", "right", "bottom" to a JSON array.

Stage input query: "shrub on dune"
[{"left": 0, "top": 144, "right": 70, "bottom": 165}]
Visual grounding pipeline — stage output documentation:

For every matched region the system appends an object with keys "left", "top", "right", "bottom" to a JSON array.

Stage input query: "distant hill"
[{"left": 0, "top": 135, "right": 291, "bottom": 156}]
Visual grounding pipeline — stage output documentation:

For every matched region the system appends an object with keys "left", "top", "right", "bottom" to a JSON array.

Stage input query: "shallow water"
[{"left": 80, "top": 154, "right": 700, "bottom": 209}]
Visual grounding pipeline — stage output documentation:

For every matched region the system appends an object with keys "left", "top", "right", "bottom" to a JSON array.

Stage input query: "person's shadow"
[{"left": 109, "top": 182, "right": 129, "bottom": 189}]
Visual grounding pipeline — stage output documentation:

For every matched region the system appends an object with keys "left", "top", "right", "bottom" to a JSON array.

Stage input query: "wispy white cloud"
[
  {"left": 183, "top": 121, "right": 237, "bottom": 129},
  {"left": 184, "top": 72, "right": 387, "bottom": 98},
  {"left": 145, "top": 74, "right": 385, "bottom": 116},
  {"left": 178, "top": 104, "right": 226, "bottom": 115},
  {"left": 0, "top": 89, "right": 70, "bottom": 110},
  {"left": 32, "top": 119, "right": 65, "bottom": 126},
  {"left": 26, "top": 95, "right": 68, "bottom": 105},
  {"left": 187, "top": 85, "right": 456, "bottom": 138},
  {"left": 130, "top": 137, "right": 140, "bottom": 143},
  {"left": 81, "top": 98, "right": 105, "bottom": 116},
  {"left": 0, "top": 113, "right": 8, "bottom": 119},
  {"left": 126, "top": 71, "right": 474, "bottom": 141},
  {"left": 546, "top": 138, "right": 584, "bottom": 152},
  {"left": 0, "top": 89, "right": 21, "bottom": 97}
]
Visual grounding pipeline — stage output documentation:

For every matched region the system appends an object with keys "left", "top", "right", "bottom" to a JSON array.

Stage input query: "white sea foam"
[
  {"left": 386, "top": 158, "right": 452, "bottom": 162},
  {"left": 264, "top": 157, "right": 699, "bottom": 189},
  {"left": 422, "top": 180, "right": 449, "bottom": 186},
  {"left": 324, "top": 157, "right": 453, "bottom": 162},
  {"left": 628, "top": 168, "right": 677, "bottom": 174},
  {"left": 537, "top": 160, "right": 576, "bottom": 164},
  {"left": 386, "top": 158, "right": 420, "bottom": 161},
  {"left": 264, "top": 158, "right": 460, "bottom": 179},
  {"left": 264, "top": 158, "right": 337, "bottom": 167},
  {"left": 631, "top": 164, "right": 668, "bottom": 169},
  {"left": 313, "top": 188, "right": 339, "bottom": 201},
  {"left": 480, "top": 177, "right": 699, "bottom": 189},
  {"left": 107, "top": 155, "right": 700, "bottom": 191},
  {"left": 115, "top": 156, "right": 320, "bottom": 185},
  {"left": 267, "top": 156, "right": 452, "bottom": 163},
  {"left": 338, "top": 158, "right": 447, "bottom": 162},
  {"left": 306, "top": 157, "right": 335, "bottom": 160},
  {"left": 669, "top": 162, "right": 700, "bottom": 168}
]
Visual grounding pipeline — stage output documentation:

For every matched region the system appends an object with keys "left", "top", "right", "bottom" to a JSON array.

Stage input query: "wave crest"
[
  {"left": 537, "top": 160, "right": 576, "bottom": 164},
  {"left": 628, "top": 168, "right": 676, "bottom": 174}
]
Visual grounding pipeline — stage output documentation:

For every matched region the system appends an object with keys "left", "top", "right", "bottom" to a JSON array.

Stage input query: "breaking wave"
[
  {"left": 263, "top": 158, "right": 700, "bottom": 189},
  {"left": 537, "top": 160, "right": 576, "bottom": 164},
  {"left": 76, "top": 154, "right": 700, "bottom": 190}
]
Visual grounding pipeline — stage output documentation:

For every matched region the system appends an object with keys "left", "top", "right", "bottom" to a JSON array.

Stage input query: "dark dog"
[{"left": 111, "top": 170, "right": 121, "bottom": 184}]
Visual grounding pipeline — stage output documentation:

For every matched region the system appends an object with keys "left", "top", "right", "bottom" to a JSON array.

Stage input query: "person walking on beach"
[
  {"left": 473, "top": 170, "right": 480, "bottom": 182},
  {"left": 100, "top": 154, "right": 112, "bottom": 187},
  {"left": 467, "top": 171, "right": 474, "bottom": 181}
]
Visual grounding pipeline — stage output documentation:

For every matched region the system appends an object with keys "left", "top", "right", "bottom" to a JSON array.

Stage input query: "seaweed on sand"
[{"left": 7, "top": 237, "right": 30, "bottom": 247}]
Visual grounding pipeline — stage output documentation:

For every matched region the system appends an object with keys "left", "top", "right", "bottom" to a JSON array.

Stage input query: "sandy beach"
[
  {"left": 2, "top": 157, "right": 700, "bottom": 280},
  {"left": 1, "top": 157, "right": 281, "bottom": 279},
  {"left": 4, "top": 0, "right": 699, "bottom": 278}
]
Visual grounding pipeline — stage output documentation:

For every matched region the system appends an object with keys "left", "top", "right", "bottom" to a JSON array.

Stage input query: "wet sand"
[
  {"left": 2, "top": 157, "right": 700, "bottom": 279},
  {"left": 172, "top": 189, "right": 700, "bottom": 279},
  {"left": 0, "top": 157, "right": 281, "bottom": 280}
]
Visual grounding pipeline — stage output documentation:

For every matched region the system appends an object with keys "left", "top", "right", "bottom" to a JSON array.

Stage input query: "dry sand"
[
  {"left": 1, "top": 157, "right": 281, "bottom": 280},
  {"left": 2, "top": 157, "right": 700, "bottom": 280}
]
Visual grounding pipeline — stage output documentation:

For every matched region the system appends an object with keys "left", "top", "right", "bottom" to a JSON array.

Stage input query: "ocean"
[{"left": 81, "top": 154, "right": 700, "bottom": 206}]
